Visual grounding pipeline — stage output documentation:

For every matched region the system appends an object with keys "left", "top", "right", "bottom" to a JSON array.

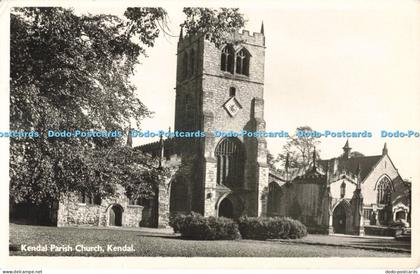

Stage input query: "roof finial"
[
  {"left": 382, "top": 142, "right": 388, "bottom": 156},
  {"left": 260, "top": 21, "right": 264, "bottom": 35},
  {"left": 342, "top": 139, "right": 352, "bottom": 159},
  {"left": 343, "top": 139, "right": 350, "bottom": 149}
]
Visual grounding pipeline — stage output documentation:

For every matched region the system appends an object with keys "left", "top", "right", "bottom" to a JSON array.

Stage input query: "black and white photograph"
[{"left": 1, "top": 0, "right": 419, "bottom": 271}]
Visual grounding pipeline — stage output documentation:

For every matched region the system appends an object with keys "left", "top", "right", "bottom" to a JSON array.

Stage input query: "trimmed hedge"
[
  {"left": 170, "top": 213, "right": 307, "bottom": 240},
  {"left": 238, "top": 216, "right": 307, "bottom": 240},
  {"left": 169, "top": 212, "right": 241, "bottom": 240}
]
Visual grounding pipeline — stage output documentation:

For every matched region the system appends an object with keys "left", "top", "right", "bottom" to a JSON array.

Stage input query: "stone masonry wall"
[{"left": 57, "top": 185, "right": 146, "bottom": 228}]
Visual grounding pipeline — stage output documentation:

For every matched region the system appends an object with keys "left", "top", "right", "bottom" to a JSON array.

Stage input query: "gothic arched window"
[
  {"left": 340, "top": 181, "right": 346, "bottom": 198},
  {"left": 221, "top": 45, "right": 234, "bottom": 73},
  {"left": 377, "top": 177, "right": 392, "bottom": 205},
  {"left": 215, "top": 137, "right": 244, "bottom": 188},
  {"left": 236, "top": 48, "right": 250, "bottom": 76}
]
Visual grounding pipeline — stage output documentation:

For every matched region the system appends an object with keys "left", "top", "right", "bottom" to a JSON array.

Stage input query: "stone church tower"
[
  {"left": 52, "top": 27, "right": 268, "bottom": 229},
  {"left": 171, "top": 25, "right": 269, "bottom": 219}
]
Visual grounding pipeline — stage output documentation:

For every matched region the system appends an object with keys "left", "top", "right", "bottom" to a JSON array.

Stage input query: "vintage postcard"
[{"left": 0, "top": 0, "right": 419, "bottom": 272}]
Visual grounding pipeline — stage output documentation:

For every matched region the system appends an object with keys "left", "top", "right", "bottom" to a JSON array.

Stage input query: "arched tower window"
[
  {"left": 215, "top": 137, "right": 244, "bottom": 188},
  {"left": 182, "top": 52, "right": 189, "bottom": 79},
  {"left": 377, "top": 177, "right": 392, "bottom": 205},
  {"left": 340, "top": 181, "right": 346, "bottom": 198},
  {"left": 190, "top": 48, "right": 195, "bottom": 76},
  {"left": 221, "top": 45, "right": 234, "bottom": 74},
  {"left": 236, "top": 48, "right": 250, "bottom": 76}
]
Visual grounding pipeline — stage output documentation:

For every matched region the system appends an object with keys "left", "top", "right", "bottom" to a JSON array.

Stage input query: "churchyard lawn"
[{"left": 9, "top": 224, "right": 409, "bottom": 257}]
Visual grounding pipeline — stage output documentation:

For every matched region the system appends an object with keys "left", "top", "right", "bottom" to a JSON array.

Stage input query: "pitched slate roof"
[{"left": 318, "top": 155, "right": 383, "bottom": 182}]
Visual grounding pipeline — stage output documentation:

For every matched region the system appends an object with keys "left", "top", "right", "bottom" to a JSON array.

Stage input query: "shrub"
[
  {"left": 287, "top": 218, "right": 307, "bottom": 239},
  {"left": 238, "top": 216, "right": 307, "bottom": 240},
  {"left": 169, "top": 212, "right": 186, "bottom": 233},
  {"left": 237, "top": 217, "right": 268, "bottom": 240},
  {"left": 169, "top": 212, "right": 241, "bottom": 240}
]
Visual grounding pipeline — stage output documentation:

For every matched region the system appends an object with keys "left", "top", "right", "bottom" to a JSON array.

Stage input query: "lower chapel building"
[{"left": 26, "top": 27, "right": 412, "bottom": 235}]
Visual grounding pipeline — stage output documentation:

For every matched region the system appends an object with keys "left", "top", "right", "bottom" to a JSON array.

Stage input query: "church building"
[
  {"left": 54, "top": 26, "right": 411, "bottom": 236},
  {"left": 267, "top": 141, "right": 411, "bottom": 235}
]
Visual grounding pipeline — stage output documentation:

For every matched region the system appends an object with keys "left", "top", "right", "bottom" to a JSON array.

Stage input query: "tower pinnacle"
[{"left": 382, "top": 142, "right": 388, "bottom": 155}]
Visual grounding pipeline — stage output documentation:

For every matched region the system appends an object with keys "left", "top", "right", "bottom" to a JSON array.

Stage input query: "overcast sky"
[{"left": 126, "top": 2, "right": 420, "bottom": 184}]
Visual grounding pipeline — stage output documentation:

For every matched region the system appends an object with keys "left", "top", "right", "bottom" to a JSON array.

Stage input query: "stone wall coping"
[{"left": 127, "top": 205, "right": 144, "bottom": 209}]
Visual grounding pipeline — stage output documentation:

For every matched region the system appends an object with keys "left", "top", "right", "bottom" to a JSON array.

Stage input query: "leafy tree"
[
  {"left": 267, "top": 152, "right": 281, "bottom": 172},
  {"left": 277, "top": 126, "right": 321, "bottom": 170},
  {"left": 10, "top": 7, "right": 170, "bottom": 205},
  {"left": 181, "top": 8, "right": 246, "bottom": 46},
  {"left": 10, "top": 7, "right": 246, "bottom": 206},
  {"left": 349, "top": 151, "right": 365, "bottom": 158}
]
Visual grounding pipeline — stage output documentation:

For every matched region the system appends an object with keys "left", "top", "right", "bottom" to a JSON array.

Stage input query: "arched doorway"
[
  {"left": 333, "top": 202, "right": 347, "bottom": 234},
  {"left": 218, "top": 198, "right": 234, "bottom": 218},
  {"left": 109, "top": 204, "right": 123, "bottom": 226}
]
